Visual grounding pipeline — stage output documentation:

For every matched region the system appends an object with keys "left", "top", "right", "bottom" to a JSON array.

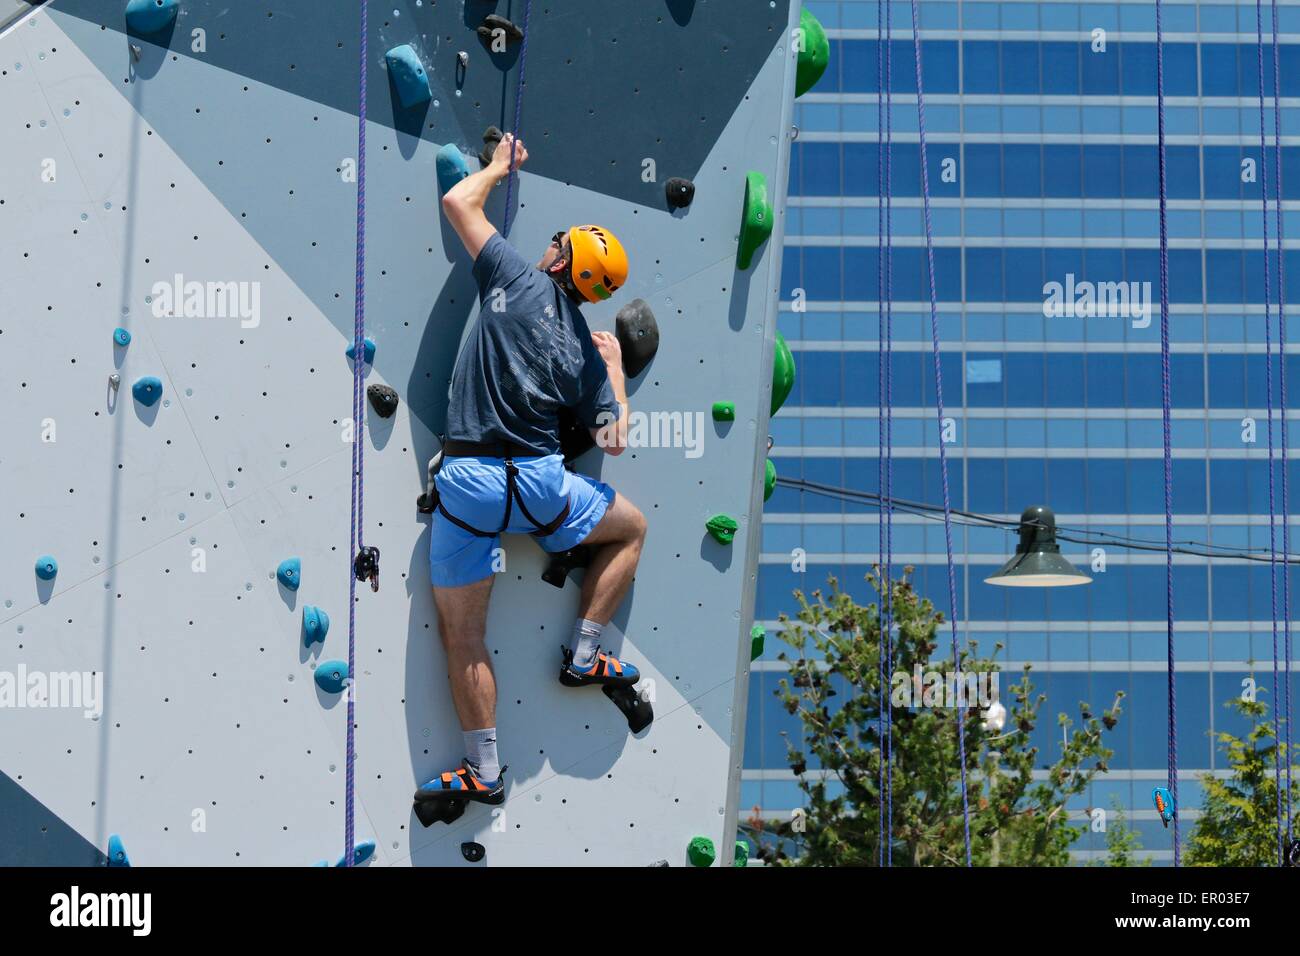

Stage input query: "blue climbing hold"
[
  {"left": 386, "top": 44, "right": 432, "bottom": 110},
  {"left": 302, "top": 605, "right": 330, "bottom": 647},
  {"left": 132, "top": 376, "right": 163, "bottom": 406},
  {"left": 436, "top": 143, "right": 471, "bottom": 197},
  {"left": 125, "top": 0, "right": 178, "bottom": 36},
  {"left": 34, "top": 556, "right": 58, "bottom": 581},
  {"left": 113, "top": 327, "right": 132, "bottom": 347},
  {"left": 345, "top": 337, "right": 376, "bottom": 364},
  {"left": 334, "top": 839, "right": 376, "bottom": 867},
  {"left": 314, "top": 659, "right": 349, "bottom": 694},
  {"left": 276, "top": 557, "right": 301, "bottom": 591},
  {"left": 106, "top": 834, "right": 130, "bottom": 867}
]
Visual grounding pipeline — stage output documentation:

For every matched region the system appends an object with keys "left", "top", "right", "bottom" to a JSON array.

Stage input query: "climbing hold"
[
  {"left": 354, "top": 546, "right": 381, "bottom": 593},
  {"left": 302, "top": 605, "right": 330, "bottom": 647},
  {"left": 131, "top": 375, "right": 163, "bottom": 407},
  {"left": 124, "top": 0, "right": 178, "bottom": 36},
  {"left": 345, "top": 337, "right": 376, "bottom": 364},
  {"left": 749, "top": 624, "right": 765, "bottom": 661},
  {"left": 385, "top": 45, "right": 432, "bottom": 110},
  {"left": 542, "top": 545, "right": 592, "bottom": 589},
  {"left": 603, "top": 684, "right": 654, "bottom": 733},
  {"left": 478, "top": 125, "right": 503, "bottom": 167},
  {"left": 733, "top": 840, "right": 750, "bottom": 867},
  {"left": 794, "top": 8, "right": 831, "bottom": 97},
  {"left": 558, "top": 406, "right": 597, "bottom": 462},
  {"left": 1151, "top": 786, "right": 1175, "bottom": 828},
  {"left": 476, "top": 14, "right": 524, "bottom": 49},
  {"left": 736, "top": 171, "right": 773, "bottom": 270},
  {"left": 276, "top": 557, "right": 302, "bottom": 591},
  {"left": 334, "top": 839, "right": 375, "bottom": 867},
  {"left": 665, "top": 177, "right": 695, "bottom": 209},
  {"left": 34, "top": 555, "right": 58, "bottom": 581},
  {"left": 436, "top": 143, "right": 471, "bottom": 197},
  {"left": 687, "top": 836, "right": 716, "bottom": 868},
  {"left": 647, "top": 859, "right": 670, "bottom": 867},
  {"left": 764, "top": 458, "right": 777, "bottom": 502},
  {"left": 457, "top": 51, "right": 470, "bottom": 70},
  {"left": 771, "top": 331, "right": 795, "bottom": 415},
  {"left": 367, "top": 384, "right": 400, "bottom": 419},
  {"left": 106, "top": 834, "right": 130, "bottom": 867},
  {"left": 615, "top": 298, "right": 659, "bottom": 378},
  {"left": 712, "top": 401, "right": 735, "bottom": 422},
  {"left": 461, "top": 841, "right": 486, "bottom": 863},
  {"left": 314, "top": 659, "right": 349, "bottom": 695},
  {"left": 706, "top": 514, "right": 739, "bottom": 546},
  {"left": 112, "top": 327, "right": 132, "bottom": 347}
]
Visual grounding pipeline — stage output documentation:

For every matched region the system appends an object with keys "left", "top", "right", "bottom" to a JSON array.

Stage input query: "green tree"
[
  {"left": 1185, "top": 693, "right": 1300, "bottom": 866},
  {"left": 1092, "top": 798, "right": 1148, "bottom": 867},
  {"left": 744, "top": 569, "right": 1125, "bottom": 866}
]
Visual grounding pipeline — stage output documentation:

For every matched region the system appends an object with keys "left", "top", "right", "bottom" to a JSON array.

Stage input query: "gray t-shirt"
[{"left": 445, "top": 232, "right": 619, "bottom": 456}]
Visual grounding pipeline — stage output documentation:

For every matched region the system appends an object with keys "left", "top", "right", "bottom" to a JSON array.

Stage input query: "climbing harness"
[
  {"left": 427, "top": 440, "right": 571, "bottom": 539},
  {"left": 909, "top": 0, "right": 971, "bottom": 866},
  {"left": 1155, "top": 0, "right": 1180, "bottom": 866}
]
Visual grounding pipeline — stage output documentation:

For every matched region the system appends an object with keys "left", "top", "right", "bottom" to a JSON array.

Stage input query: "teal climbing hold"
[
  {"left": 314, "top": 659, "right": 349, "bottom": 694},
  {"left": 334, "top": 839, "right": 376, "bottom": 867},
  {"left": 276, "top": 557, "right": 301, "bottom": 591},
  {"left": 737, "top": 171, "right": 773, "bottom": 270},
  {"left": 112, "top": 327, "right": 132, "bottom": 347},
  {"left": 386, "top": 44, "right": 432, "bottom": 109},
  {"left": 436, "top": 143, "right": 471, "bottom": 197},
  {"left": 687, "top": 836, "right": 716, "bottom": 867},
  {"left": 106, "top": 834, "right": 130, "bottom": 867},
  {"left": 132, "top": 375, "right": 163, "bottom": 407},
  {"left": 345, "top": 337, "right": 376, "bottom": 364},
  {"left": 34, "top": 555, "right": 58, "bottom": 581},
  {"left": 750, "top": 624, "right": 765, "bottom": 661},
  {"left": 302, "top": 605, "right": 330, "bottom": 647},
  {"left": 125, "top": 0, "right": 178, "bottom": 36}
]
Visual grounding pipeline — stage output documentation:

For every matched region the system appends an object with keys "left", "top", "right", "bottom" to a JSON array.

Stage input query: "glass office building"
[{"left": 745, "top": 0, "right": 1300, "bottom": 862}]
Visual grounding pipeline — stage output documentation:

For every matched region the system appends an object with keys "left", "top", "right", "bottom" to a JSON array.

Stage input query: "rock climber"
[{"left": 415, "top": 133, "right": 648, "bottom": 821}]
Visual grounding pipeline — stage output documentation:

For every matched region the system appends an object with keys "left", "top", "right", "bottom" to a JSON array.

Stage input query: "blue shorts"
[{"left": 428, "top": 454, "right": 615, "bottom": 588}]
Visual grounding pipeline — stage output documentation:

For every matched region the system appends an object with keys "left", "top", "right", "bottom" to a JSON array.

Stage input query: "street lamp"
[{"left": 984, "top": 505, "right": 1092, "bottom": 588}]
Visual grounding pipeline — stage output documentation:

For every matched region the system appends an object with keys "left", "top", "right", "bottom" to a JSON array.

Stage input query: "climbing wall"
[{"left": 0, "top": 0, "right": 796, "bottom": 865}]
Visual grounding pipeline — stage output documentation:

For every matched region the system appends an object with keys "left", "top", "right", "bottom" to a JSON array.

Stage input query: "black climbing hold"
[
  {"left": 665, "top": 177, "right": 695, "bottom": 209},
  {"left": 461, "top": 841, "right": 486, "bottom": 863},
  {"left": 558, "top": 406, "right": 597, "bottom": 462},
  {"left": 603, "top": 684, "right": 653, "bottom": 733},
  {"left": 478, "top": 125, "right": 503, "bottom": 167},
  {"left": 542, "top": 545, "right": 592, "bottom": 589},
  {"left": 647, "top": 859, "right": 670, "bottom": 867},
  {"left": 354, "top": 547, "right": 380, "bottom": 593},
  {"left": 476, "top": 15, "right": 524, "bottom": 50},
  {"left": 414, "top": 797, "right": 467, "bottom": 828},
  {"left": 367, "top": 384, "right": 399, "bottom": 418},
  {"left": 615, "top": 298, "right": 659, "bottom": 379}
]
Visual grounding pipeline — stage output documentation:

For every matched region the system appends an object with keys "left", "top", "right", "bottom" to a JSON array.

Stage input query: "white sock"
[
  {"left": 462, "top": 727, "right": 500, "bottom": 783},
  {"left": 570, "top": 618, "right": 603, "bottom": 668}
]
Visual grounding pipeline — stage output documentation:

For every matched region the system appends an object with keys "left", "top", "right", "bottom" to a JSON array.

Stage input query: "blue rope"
[
  {"left": 345, "top": 0, "right": 369, "bottom": 868},
  {"left": 1155, "top": 0, "right": 1180, "bottom": 866},
  {"left": 501, "top": 0, "right": 534, "bottom": 238},
  {"left": 907, "top": 0, "right": 970, "bottom": 865},
  {"left": 883, "top": 0, "right": 895, "bottom": 868},
  {"left": 1269, "top": 0, "right": 1294, "bottom": 844}
]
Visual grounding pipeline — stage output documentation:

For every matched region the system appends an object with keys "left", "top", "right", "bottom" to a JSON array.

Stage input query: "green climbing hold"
[
  {"left": 737, "top": 172, "right": 773, "bottom": 271},
  {"left": 750, "top": 624, "right": 765, "bottom": 661},
  {"left": 734, "top": 840, "right": 750, "bottom": 866},
  {"left": 712, "top": 401, "right": 735, "bottom": 422},
  {"left": 706, "top": 514, "right": 738, "bottom": 546},
  {"left": 764, "top": 458, "right": 777, "bottom": 502},
  {"left": 687, "top": 836, "right": 716, "bottom": 868},
  {"left": 795, "top": 8, "right": 831, "bottom": 97},
  {"left": 771, "top": 331, "right": 795, "bottom": 415}
]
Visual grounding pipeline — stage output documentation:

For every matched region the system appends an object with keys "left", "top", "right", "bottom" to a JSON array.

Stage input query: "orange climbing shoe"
[
  {"left": 559, "top": 646, "right": 640, "bottom": 689},
  {"left": 412, "top": 759, "right": 506, "bottom": 827}
]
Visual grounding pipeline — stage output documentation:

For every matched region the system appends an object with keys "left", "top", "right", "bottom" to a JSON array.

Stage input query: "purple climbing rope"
[
  {"left": 883, "top": 0, "right": 896, "bottom": 868},
  {"left": 907, "top": 0, "right": 970, "bottom": 865},
  {"left": 501, "top": 0, "right": 534, "bottom": 238},
  {"left": 1155, "top": 0, "right": 1180, "bottom": 866},
  {"left": 1269, "top": 0, "right": 1294, "bottom": 844},
  {"left": 345, "top": 0, "right": 368, "bottom": 868}
]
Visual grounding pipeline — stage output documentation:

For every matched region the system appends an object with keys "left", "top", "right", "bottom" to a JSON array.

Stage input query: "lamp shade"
[{"left": 985, "top": 506, "right": 1092, "bottom": 587}]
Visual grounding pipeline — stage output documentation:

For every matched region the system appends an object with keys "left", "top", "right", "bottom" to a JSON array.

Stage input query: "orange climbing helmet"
[{"left": 565, "top": 225, "right": 628, "bottom": 303}]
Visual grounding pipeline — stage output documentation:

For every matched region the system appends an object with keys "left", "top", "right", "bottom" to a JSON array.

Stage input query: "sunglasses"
[{"left": 551, "top": 230, "right": 567, "bottom": 248}]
